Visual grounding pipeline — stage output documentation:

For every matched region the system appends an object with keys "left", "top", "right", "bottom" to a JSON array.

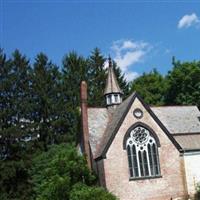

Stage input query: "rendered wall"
[{"left": 184, "top": 152, "right": 200, "bottom": 196}]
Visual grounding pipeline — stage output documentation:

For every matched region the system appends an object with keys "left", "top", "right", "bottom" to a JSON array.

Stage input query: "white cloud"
[
  {"left": 124, "top": 72, "right": 139, "bottom": 82},
  {"left": 111, "top": 39, "right": 151, "bottom": 81},
  {"left": 178, "top": 13, "right": 200, "bottom": 29}
]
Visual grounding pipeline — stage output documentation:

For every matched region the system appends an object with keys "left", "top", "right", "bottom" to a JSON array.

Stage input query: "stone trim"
[
  {"left": 129, "top": 175, "right": 162, "bottom": 181},
  {"left": 122, "top": 122, "right": 161, "bottom": 150}
]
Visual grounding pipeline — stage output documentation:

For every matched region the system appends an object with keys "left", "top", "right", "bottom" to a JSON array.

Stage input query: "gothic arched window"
[{"left": 126, "top": 126, "right": 161, "bottom": 179}]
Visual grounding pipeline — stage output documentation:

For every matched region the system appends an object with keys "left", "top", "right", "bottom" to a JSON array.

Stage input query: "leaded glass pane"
[
  {"left": 148, "top": 143, "right": 153, "bottom": 175},
  {"left": 143, "top": 151, "right": 149, "bottom": 176},
  {"left": 126, "top": 125, "right": 160, "bottom": 179},
  {"left": 127, "top": 145, "right": 133, "bottom": 177},
  {"left": 132, "top": 145, "right": 139, "bottom": 177}
]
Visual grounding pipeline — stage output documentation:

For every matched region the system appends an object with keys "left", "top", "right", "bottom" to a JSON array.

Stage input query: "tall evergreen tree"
[
  {"left": 0, "top": 49, "right": 13, "bottom": 159},
  {"left": 62, "top": 52, "right": 89, "bottom": 108},
  {"left": 62, "top": 52, "right": 88, "bottom": 142},
  {"left": 0, "top": 50, "right": 33, "bottom": 200},
  {"left": 87, "top": 48, "right": 106, "bottom": 106},
  {"left": 11, "top": 50, "right": 32, "bottom": 139},
  {"left": 112, "top": 60, "right": 130, "bottom": 98},
  {"left": 0, "top": 49, "right": 32, "bottom": 159},
  {"left": 31, "top": 53, "right": 62, "bottom": 150}
]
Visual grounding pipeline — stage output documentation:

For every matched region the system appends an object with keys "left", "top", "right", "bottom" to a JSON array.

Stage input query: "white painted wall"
[{"left": 184, "top": 152, "right": 200, "bottom": 195}]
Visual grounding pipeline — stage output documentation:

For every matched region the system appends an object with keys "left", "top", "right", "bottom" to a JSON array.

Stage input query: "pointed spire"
[
  {"left": 104, "top": 57, "right": 123, "bottom": 107},
  {"left": 104, "top": 57, "right": 123, "bottom": 95}
]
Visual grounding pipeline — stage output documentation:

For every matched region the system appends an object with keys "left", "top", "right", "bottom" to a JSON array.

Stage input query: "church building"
[{"left": 80, "top": 58, "right": 200, "bottom": 200}]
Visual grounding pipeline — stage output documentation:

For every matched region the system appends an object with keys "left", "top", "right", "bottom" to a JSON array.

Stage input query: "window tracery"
[{"left": 126, "top": 126, "right": 160, "bottom": 179}]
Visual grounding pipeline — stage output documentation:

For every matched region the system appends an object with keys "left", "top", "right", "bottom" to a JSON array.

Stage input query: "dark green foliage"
[
  {"left": 30, "top": 144, "right": 96, "bottom": 200},
  {"left": 62, "top": 52, "right": 89, "bottom": 108},
  {"left": 87, "top": 48, "right": 106, "bottom": 106},
  {"left": 0, "top": 48, "right": 126, "bottom": 199},
  {"left": 0, "top": 49, "right": 32, "bottom": 159},
  {"left": 112, "top": 61, "right": 129, "bottom": 98},
  {"left": 62, "top": 52, "right": 88, "bottom": 142},
  {"left": 130, "top": 69, "right": 166, "bottom": 105},
  {"left": 31, "top": 53, "right": 66, "bottom": 149},
  {"left": 70, "top": 183, "right": 118, "bottom": 200},
  {"left": 1, "top": 48, "right": 200, "bottom": 200},
  {"left": 0, "top": 159, "right": 32, "bottom": 200},
  {"left": 165, "top": 59, "right": 200, "bottom": 108},
  {"left": 195, "top": 182, "right": 200, "bottom": 200},
  {"left": 0, "top": 49, "right": 12, "bottom": 159}
]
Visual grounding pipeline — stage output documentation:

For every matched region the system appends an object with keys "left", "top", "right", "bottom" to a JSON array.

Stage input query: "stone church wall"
[{"left": 103, "top": 98, "right": 188, "bottom": 200}]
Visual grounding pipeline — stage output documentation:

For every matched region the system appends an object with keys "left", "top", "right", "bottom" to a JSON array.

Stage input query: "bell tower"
[{"left": 104, "top": 57, "right": 123, "bottom": 108}]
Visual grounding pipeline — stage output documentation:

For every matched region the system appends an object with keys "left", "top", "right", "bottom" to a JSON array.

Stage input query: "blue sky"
[{"left": 1, "top": 1, "right": 200, "bottom": 80}]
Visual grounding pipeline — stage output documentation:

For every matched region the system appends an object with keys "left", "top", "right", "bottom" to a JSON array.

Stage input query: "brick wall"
[{"left": 103, "top": 97, "right": 187, "bottom": 200}]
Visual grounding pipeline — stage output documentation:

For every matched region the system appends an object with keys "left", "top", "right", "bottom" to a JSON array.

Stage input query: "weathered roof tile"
[
  {"left": 88, "top": 108, "right": 110, "bottom": 156},
  {"left": 152, "top": 106, "right": 200, "bottom": 134},
  {"left": 88, "top": 95, "right": 200, "bottom": 158}
]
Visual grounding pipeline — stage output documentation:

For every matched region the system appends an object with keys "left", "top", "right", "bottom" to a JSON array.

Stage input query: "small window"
[
  {"left": 107, "top": 95, "right": 112, "bottom": 104},
  {"left": 126, "top": 126, "right": 161, "bottom": 179},
  {"left": 114, "top": 94, "right": 118, "bottom": 103}
]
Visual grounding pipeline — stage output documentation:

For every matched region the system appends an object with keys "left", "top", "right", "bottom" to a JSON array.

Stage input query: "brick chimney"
[{"left": 80, "top": 81, "right": 91, "bottom": 169}]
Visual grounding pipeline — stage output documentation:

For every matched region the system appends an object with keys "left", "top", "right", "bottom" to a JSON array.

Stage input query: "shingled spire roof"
[{"left": 104, "top": 57, "right": 123, "bottom": 95}]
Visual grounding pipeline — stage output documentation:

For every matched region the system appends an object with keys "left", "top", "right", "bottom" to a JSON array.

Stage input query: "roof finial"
[{"left": 108, "top": 55, "right": 112, "bottom": 68}]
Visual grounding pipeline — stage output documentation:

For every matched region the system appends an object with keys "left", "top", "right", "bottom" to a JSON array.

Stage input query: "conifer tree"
[
  {"left": 0, "top": 49, "right": 13, "bottom": 159},
  {"left": 62, "top": 52, "right": 88, "bottom": 143},
  {"left": 11, "top": 50, "right": 32, "bottom": 138},
  {"left": 0, "top": 49, "right": 32, "bottom": 158},
  {"left": 31, "top": 53, "right": 62, "bottom": 149},
  {"left": 112, "top": 60, "right": 130, "bottom": 98},
  {"left": 87, "top": 48, "right": 106, "bottom": 106}
]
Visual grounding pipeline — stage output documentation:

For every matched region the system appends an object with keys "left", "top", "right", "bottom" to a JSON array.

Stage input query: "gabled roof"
[
  {"left": 88, "top": 93, "right": 200, "bottom": 159},
  {"left": 152, "top": 106, "right": 200, "bottom": 134},
  {"left": 173, "top": 134, "right": 200, "bottom": 152},
  {"left": 88, "top": 108, "right": 110, "bottom": 156},
  {"left": 104, "top": 58, "right": 123, "bottom": 95},
  {"left": 94, "top": 92, "right": 182, "bottom": 160}
]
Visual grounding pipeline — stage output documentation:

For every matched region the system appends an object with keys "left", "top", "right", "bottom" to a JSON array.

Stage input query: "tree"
[
  {"left": 31, "top": 53, "right": 63, "bottom": 149},
  {"left": 70, "top": 183, "right": 117, "bottom": 200},
  {"left": 62, "top": 52, "right": 89, "bottom": 108},
  {"left": 0, "top": 49, "right": 12, "bottom": 159},
  {"left": 112, "top": 60, "right": 130, "bottom": 98},
  {"left": 87, "top": 48, "right": 106, "bottom": 106},
  {"left": 130, "top": 69, "right": 166, "bottom": 105},
  {"left": 87, "top": 49, "right": 129, "bottom": 106},
  {"left": 62, "top": 52, "right": 88, "bottom": 142},
  {"left": 0, "top": 49, "right": 33, "bottom": 159},
  {"left": 195, "top": 182, "right": 200, "bottom": 200},
  {"left": 165, "top": 59, "right": 200, "bottom": 108},
  {"left": 30, "top": 144, "right": 96, "bottom": 200}
]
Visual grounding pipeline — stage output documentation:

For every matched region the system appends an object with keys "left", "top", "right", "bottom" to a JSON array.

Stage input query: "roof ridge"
[
  {"left": 151, "top": 105, "right": 197, "bottom": 108},
  {"left": 95, "top": 91, "right": 183, "bottom": 160}
]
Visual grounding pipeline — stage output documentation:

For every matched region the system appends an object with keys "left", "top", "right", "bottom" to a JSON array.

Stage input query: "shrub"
[
  {"left": 69, "top": 183, "right": 118, "bottom": 200},
  {"left": 195, "top": 182, "right": 200, "bottom": 200}
]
